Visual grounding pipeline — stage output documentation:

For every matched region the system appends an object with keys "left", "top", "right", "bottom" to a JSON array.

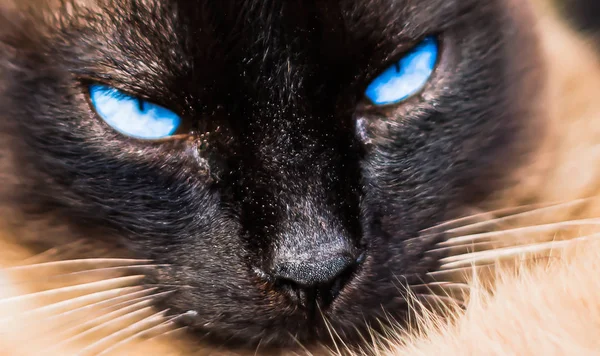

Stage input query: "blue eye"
[
  {"left": 365, "top": 36, "right": 438, "bottom": 106},
  {"left": 89, "top": 85, "right": 182, "bottom": 140}
]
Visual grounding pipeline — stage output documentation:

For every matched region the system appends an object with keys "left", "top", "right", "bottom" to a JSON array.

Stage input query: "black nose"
[
  {"left": 272, "top": 255, "right": 358, "bottom": 285},
  {"left": 270, "top": 251, "right": 364, "bottom": 309}
]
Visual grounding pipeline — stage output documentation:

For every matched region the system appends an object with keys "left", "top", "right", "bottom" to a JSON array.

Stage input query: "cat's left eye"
[
  {"left": 365, "top": 36, "right": 439, "bottom": 106},
  {"left": 89, "top": 85, "right": 182, "bottom": 140}
]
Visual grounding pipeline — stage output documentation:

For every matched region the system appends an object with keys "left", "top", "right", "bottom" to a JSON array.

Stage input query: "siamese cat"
[{"left": 1, "top": 0, "right": 599, "bottom": 355}]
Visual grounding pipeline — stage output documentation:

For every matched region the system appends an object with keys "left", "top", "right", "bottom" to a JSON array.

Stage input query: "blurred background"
[{"left": 557, "top": 0, "right": 600, "bottom": 43}]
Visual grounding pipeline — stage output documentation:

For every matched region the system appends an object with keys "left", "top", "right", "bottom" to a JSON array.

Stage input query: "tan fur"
[
  {"left": 2, "top": 1, "right": 600, "bottom": 355},
  {"left": 371, "top": 240, "right": 600, "bottom": 355},
  {"left": 374, "top": 2, "right": 600, "bottom": 354}
]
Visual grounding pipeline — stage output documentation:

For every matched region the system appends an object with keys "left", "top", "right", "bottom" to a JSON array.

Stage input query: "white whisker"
[
  {"left": 142, "top": 283, "right": 195, "bottom": 289},
  {"left": 6, "top": 258, "right": 153, "bottom": 272},
  {"left": 0, "top": 275, "right": 145, "bottom": 307},
  {"left": 145, "top": 325, "right": 188, "bottom": 343},
  {"left": 49, "top": 289, "right": 165, "bottom": 324},
  {"left": 95, "top": 311, "right": 194, "bottom": 355},
  {"left": 53, "top": 290, "right": 174, "bottom": 341},
  {"left": 410, "top": 282, "right": 470, "bottom": 304},
  {"left": 428, "top": 197, "right": 600, "bottom": 238},
  {"left": 439, "top": 232, "right": 600, "bottom": 270},
  {"left": 426, "top": 264, "right": 496, "bottom": 282},
  {"left": 24, "top": 289, "right": 157, "bottom": 345},
  {"left": 4, "top": 264, "right": 168, "bottom": 287},
  {"left": 421, "top": 203, "right": 551, "bottom": 233},
  {"left": 426, "top": 241, "right": 497, "bottom": 258},
  {"left": 0, "top": 286, "right": 145, "bottom": 323},
  {"left": 78, "top": 308, "right": 169, "bottom": 356},
  {"left": 438, "top": 218, "right": 600, "bottom": 247},
  {"left": 410, "top": 282, "right": 471, "bottom": 293},
  {"left": 95, "top": 320, "right": 176, "bottom": 356},
  {"left": 421, "top": 197, "right": 599, "bottom": 234},
  {"left": 415, "top": 293, "right": 463, "bottom": 307},
  {"left": 53, "top": 305, "right": 157, "bottom": 350},
  {"left": 319, "top": 305, "right": 343, "bottom": 356}
]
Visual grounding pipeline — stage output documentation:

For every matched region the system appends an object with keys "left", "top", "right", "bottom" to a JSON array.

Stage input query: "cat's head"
[{"left": 0, "top": 0, "right": 542, "bottom": 349}]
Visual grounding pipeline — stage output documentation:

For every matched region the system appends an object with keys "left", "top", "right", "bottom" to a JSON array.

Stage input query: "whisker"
[
  {"left": 0, "top": 286, "right": 146, "bottom": 322},
  {"left": 438, "top": 218, "right": 600, "bottom": 247},
  {"left": 25, "top": 288, "right": 157, "bottom": 344},
  {"left": 6, "top": 258, "right": 153, "bottom": 272},
  {"left": 51, "top": 289, "right": 170, "bottom": 326},
  {"left": 422, "top": 197, "right": 598, "bottom": 235},
  {"left": 410, "top": 282, "right": 471, "bottom": 293},
  {"left": 439, "top": 232, "right": 600, "bottom": 270},
  {"left": 410, "top": 282, "right": 470, "bottom": 305},
  {"left": 288, "top": 331, "right": 315, "bottom": 356},
  {"left": 318, "top": 305, "right": 342, "bottom": 356},
  {"left": 78, "top": 308, "right": 170, "bottom": 356},
  {"left": 426, "top": 255, "right": 561, "bottom": 285},
  {"left": 94, "top": 319, "right": 177, "bottom": 356},
  {"left": 0, "top": 265, "right": 169, "bottom": 286},
  {"left": 95, "top": 311, "right": 196, "bottom": 355},
  {"left": 142, "top": 283, "right": 195, "bottom": 290},
  {"left": 4, "top": 265, "right": 169, "bottom": 288},
  {"left": 93, "top": 290, "right": 175, "bottom": 315},
  {"left": 426, "top": 241, "right": 497, "bottom": 259},
  {"left": 426, "top": 264, "right": 496, "bottom": 283},
  {"left": 53, "top": 305, "right": 157, "bottom": 350},
  {"left": 414, "top": 293, "right": 464, "bottom": 308},
  {"left": 144, "top": 326, "right": 188, "bottom": 346},
  {"left": 0, "top": 275, "right": 145, "bottom": 308},
  {"left": 420, "top": 203, "right": 552, "bottom": 234},
  {"left": 441, "top": 199, "right": 596, "bottom": 236},
  {"left": 53, "top": 290, "right": 174, "bottom": 341}
]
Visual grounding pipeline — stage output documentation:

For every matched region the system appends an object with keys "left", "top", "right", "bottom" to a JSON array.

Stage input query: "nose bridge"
[
  {"left": 274, "top": 196, "right": 354, "bottom": 258},
  {"left": 268, "top": 195, "right": 360, "bottom": 279},
  {"left": 233, "top": 100, "right": 362, "bottom": 267}
]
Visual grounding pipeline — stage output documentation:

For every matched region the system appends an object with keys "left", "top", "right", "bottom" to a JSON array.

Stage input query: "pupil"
[{"left": 137, "top": 98, "right": 145, "bottom": 112}]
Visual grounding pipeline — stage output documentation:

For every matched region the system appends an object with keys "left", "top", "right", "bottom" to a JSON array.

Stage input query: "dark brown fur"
[{"left": 0, "top": 0, "right": 546, "bottom": 352}]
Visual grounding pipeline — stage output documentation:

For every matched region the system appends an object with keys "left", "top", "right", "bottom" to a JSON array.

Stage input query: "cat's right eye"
[{"left": 89, "top": 85, "right": 182, "bottom": 140}]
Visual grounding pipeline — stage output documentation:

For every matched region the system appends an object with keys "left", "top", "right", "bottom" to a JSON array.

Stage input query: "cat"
[{"left": 0, "top": 0, "right": 598, "bottom": 355}]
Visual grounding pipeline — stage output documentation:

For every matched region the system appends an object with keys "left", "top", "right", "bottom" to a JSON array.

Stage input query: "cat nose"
[
  {"left": 269, "top": 249, "right": 365, "bottom": 309},
  {"left": 272, "top": 255, "right": 359, "bottom": 286}
]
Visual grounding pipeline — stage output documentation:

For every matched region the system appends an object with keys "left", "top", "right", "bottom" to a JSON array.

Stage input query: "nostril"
[
  {"left": 268, "top": 252, "right": 365, "bottom": 309},
  {"left": 271, "top": 255, "right": 358, "bottom": 286}
]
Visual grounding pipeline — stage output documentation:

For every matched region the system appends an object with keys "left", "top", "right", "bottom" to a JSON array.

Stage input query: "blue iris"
[
  {"left": 89, "top": 85, "right": 181, "bottom": 140},
  {"left": 365, "top": 36, "right": 438, "bottom": 106}
]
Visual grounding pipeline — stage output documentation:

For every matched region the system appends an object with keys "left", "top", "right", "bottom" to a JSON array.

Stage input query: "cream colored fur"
[
  {"left": 373, "top": 2, "right": 600, "bottom": 354},
  {"left": 2, "top": 1, "right": 600, "bottom": 355},
  {"left": 369, "top": 241, "right": 600, "bottom": 355}
]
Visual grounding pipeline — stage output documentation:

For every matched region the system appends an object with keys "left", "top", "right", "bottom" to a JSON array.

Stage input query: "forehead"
[
  {"left": 74, "top": 0, "right": 474, "bottom": 67},
  {"left": 169, "top": 0, "right": 471, "bottom": 38},
  {"left": 84, "top": 0, "right": 473, "bottom": 47},
  {"left": 52, "top": 0, "right": 485, "bottom": 104}
]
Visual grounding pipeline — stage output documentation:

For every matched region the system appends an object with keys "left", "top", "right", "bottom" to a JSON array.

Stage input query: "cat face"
[{"left": 0, "top": 0, "right": 542, "bottom": 349}]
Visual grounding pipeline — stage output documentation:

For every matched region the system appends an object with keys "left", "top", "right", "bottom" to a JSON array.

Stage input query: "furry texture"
[
  {"left": 365, "top": 241, "right": 600, "bottom": 355},
  {"left": 0, "top": 0, "right": 543, "bottom": 350},
  {"left": 365, "top": 2, "right": 600, "bottom": 354},
  {"left": 0, "top": 0, "right": 600, "bottom": 355}
]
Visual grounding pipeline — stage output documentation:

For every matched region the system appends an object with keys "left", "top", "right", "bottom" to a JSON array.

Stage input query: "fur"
[
  {"left": 368, "top": 2, "right": 600, "bottom": 354},
  {"left": 0, "top": 0, "right": 599, "bottom": 355}
]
